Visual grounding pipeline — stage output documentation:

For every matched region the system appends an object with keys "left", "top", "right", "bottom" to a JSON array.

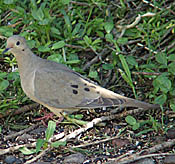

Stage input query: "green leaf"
[
  {"left": 19, "top": 147, "right": 36, "bottom": 155},
  {"left": 51, "top": 141, "right": 67, "bottom": 148},
  {"left": 119, "top": 54, "right": 136, "bottom": 97},
  {"left": 37, "top": 7, "right": 44, "bottom": 21},
  {"left": 135, "top": 128, "right": 154, "bottom": 136},
  {"left": 132, "top": 122, "right": 140, "bottom": 130},
  {"left": 27, "top": 40, "right": 36, "bottom": 49},
  {"left": 168, "top": 62, "right": 175, "bottom": 75},
  {"left": 45, "top": 121, "right": 56, "bottom": 141},
  {"left": 155, "top": 75, "right": 171, "bottom": 93},
  {"left": 96, "top": 31, "right": 104, "bottom": 37},
  {"left": 117, "top": 37, "right": 128, "bottom": 45},
  {"left": 32, "top": 9, "right": 43, "bottom": 21},
  {"left": 72, "top": 147, "right": 90, "bottom": 153},
  {"left": 119, "top": 54, "right": 131, "bottom": 79},
  {"left": 118, "top": 69, "right": 130, "bottom": 85},
  {"left": 72, "top": 23, "right": 81, "bottom": 36},
  {"left": 0, "top": 72, "right": 7, "bottom": 79},
  {"left": 51, "top": 27, "right": 61, "bottom": 35},
  {"left": 126, "top": 56, "right": 138, "bottom": 68},
  {"left": 104, "top": 22, "right": 114, "bottom": 33},
  {"left": 74, "top": 114, "right": 84, "bottom": 120},
  {"left": 125, "top": 115, "right": 137, "bottom": 125},
  {"left": 66, "top": 60, "right": 80, "bottom": 64},
  {"left": 69, "top": 114, "right": 84, "bottom": 120},
  {"left": 84, "top": 35, "right": 92, "bottom": 45},
  {"left": 102, "top": 63, "right": 114, "bottom": 70},
  {"left": 4, "top": 0, "right": 14, "bottom": 4},
  {"left": 36, "top": 139, "right": 45, "bottom": 153},
  {"left": 105, "top": 33, "right": 113, "bottom": 42},
  {"left": 47, "top": 54, "right": 63, "bottom": 63},
  {"left": 38, "top": 46, "right": 50, "bottom": 52},
  {"left": 92, "top": 38, "right": 102, "bottom": 45},
  {"left": 67, "top": 53, "right": 79, "bottom": 60},
  {"left": 7, "top": 72, "right": 19, "bottom": 81},
  {"left": 170, "top": 102, "right": 175, "bottom": 112},
  {"left": 0, "top": 80, "right": 9, "bottom": 91},
  {"left": 168, "top": 54, "right": 175, "bottom": 61},
  {"left": 61, "top": 9, "right": 72, "bottom": 32},
  {"left": 170, "top": 88, "right": 175, "bottom": 96},
  {"left": 61, "top": 0, "right": 70, "bottom": 4},
  {"left": 52, "top": 41, "right": 65, "bottom": 50},
  {"left": 39, "top": 18, "right": 49, "bottom": 25},
  {"left": 156, "top": 52, "right": 167, "bottom": 65},
  {"left": 154, "top": 94, "right": 167, "bottom": 105},
  {"left": 0, "top": 27, "right": 13, "bottom": 37},
  {"left": 64, "top": 15, "right": 72, "bottom": 30},
  {"left": 88, "top": 71, "right": 98, "bottom": 79}
]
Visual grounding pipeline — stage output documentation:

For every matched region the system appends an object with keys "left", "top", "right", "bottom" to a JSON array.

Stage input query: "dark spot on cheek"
[
  {"left": 71, "top": 84, "right": 78, "bottom": 88},
  {"left": 84, "top": 88, "right": 90, "bottom": 92},
  {"left": 22, "top": 49, "right": 25, "bottom": 51},
  {"left": 84, "top": 83, "right": 87, "bottom": 86},
  {"left": 72, "top": 89, "right": 78, "bottom": 94},
  {"left": 96, "top": 91, "right": 100, "bottom": 94}
]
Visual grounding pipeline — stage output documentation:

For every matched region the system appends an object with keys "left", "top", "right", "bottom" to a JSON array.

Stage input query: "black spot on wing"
[
  {"left": 84, "top": 87, "right": 90, "bottom": 92},
  {"left": 71, "top": 84, "right": 79, "bottom": 88},
  {"left": 90, "top": 85, "right": 96, "bottom": 89},
  {"left": 72, "top": 89, "right": 78, "bottom": 94}
]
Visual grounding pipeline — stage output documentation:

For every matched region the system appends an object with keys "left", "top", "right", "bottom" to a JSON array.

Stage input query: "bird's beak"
[{"left": 2, "top": 48, "right": 11, "bottom": 54}]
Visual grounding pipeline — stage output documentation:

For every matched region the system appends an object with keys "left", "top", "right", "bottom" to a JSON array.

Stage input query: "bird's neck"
[{"left": 14, "top": 48, "right": 39, "bottom": 78}]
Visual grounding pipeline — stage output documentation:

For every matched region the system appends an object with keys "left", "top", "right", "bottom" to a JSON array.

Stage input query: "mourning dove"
[{"left": 3, "top": 35, "right": 159, "bottom": 117}]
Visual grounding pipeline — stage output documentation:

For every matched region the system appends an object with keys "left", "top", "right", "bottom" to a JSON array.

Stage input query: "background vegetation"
[{"left": 0, "top": 0, "right": 175, "bottom": 163}]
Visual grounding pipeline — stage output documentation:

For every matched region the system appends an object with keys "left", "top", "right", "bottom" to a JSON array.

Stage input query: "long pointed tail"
[{"left": 122, "top": 97, "right": 160, "bottom": 109}]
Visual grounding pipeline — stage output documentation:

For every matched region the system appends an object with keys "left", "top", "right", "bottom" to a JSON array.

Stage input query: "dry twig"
[
  {"left": 4, "top": 122, "right": 42, "bottom": 141},
  {"left": 0, "top": 103, "right": 39, "bottom": 118},
  {"left": 112, "top": 139, "right": 175, "bottom": 163}
]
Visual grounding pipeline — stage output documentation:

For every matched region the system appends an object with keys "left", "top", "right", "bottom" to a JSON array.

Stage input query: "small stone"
[
  {"left": 29, "top": 127, "right": 46, "bottom": 134},
  {"left": 63, "top": 153, "right": 85, "bottom": 164},
  {"left": 133, "top": 158, "right": 154, "bottom": 164},
  {"left": 154, "top": 136, "right": 166, "bottom": 144},
  {"left": 14, "top": 158, "right": 23, "bottom": 164},
  {"left": 167, "top": 129, "right": 175, "bottom": 139},
  {"left": 111, "top": 138, "right": 130, "bottom": 148},
  {"left": 4, "top": 156, "right": 16, "bottom": 164},
  {"left": 164, "top": 155, "right": 175, "bottom": 164},
  {"left": 34, "top": 162, "right": 50, "bottom": 164},
  {"left": 16, "top": 133, "right": 31, "bottom": 142}
]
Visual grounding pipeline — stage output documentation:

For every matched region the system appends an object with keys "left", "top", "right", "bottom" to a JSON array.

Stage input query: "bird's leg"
[
  {"left": 34, "top": 108, "right": 64, "bottom": 126},
  {"left": 35, "top": 108, "right": 54, "bottom": 120}
]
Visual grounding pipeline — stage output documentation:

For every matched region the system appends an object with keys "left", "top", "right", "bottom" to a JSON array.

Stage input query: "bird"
[{"left": 3, "top": 35, "right": 159, "bottom": 117}]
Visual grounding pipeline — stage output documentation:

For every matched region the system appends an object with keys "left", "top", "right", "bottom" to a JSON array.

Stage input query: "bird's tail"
[{"left": 122, "top": 97, "right": 160, "bottom": 109}]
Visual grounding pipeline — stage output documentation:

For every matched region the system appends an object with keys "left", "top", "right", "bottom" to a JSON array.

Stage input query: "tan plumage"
[{"left": 3, "top": 35, "right": 159, "bottom": 117}]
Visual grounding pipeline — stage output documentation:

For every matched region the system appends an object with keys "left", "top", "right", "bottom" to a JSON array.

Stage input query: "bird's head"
[{"left": 3, "top": 35, "right": 28, "bottom": 54}]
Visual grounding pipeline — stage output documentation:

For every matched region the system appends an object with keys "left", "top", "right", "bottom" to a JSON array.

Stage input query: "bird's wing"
[{"left": 33, "top": 68, "right": 125, "bottom": 109}]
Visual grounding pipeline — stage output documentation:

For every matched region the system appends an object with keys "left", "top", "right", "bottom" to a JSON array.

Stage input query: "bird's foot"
[{"left": 34, "top": 109, "right": 64, "bottom": 126}]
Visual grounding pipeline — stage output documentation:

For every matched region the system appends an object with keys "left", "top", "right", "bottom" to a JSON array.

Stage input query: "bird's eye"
[{"left": 16, "top": 41, "right": 20, "bottom": 46}]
